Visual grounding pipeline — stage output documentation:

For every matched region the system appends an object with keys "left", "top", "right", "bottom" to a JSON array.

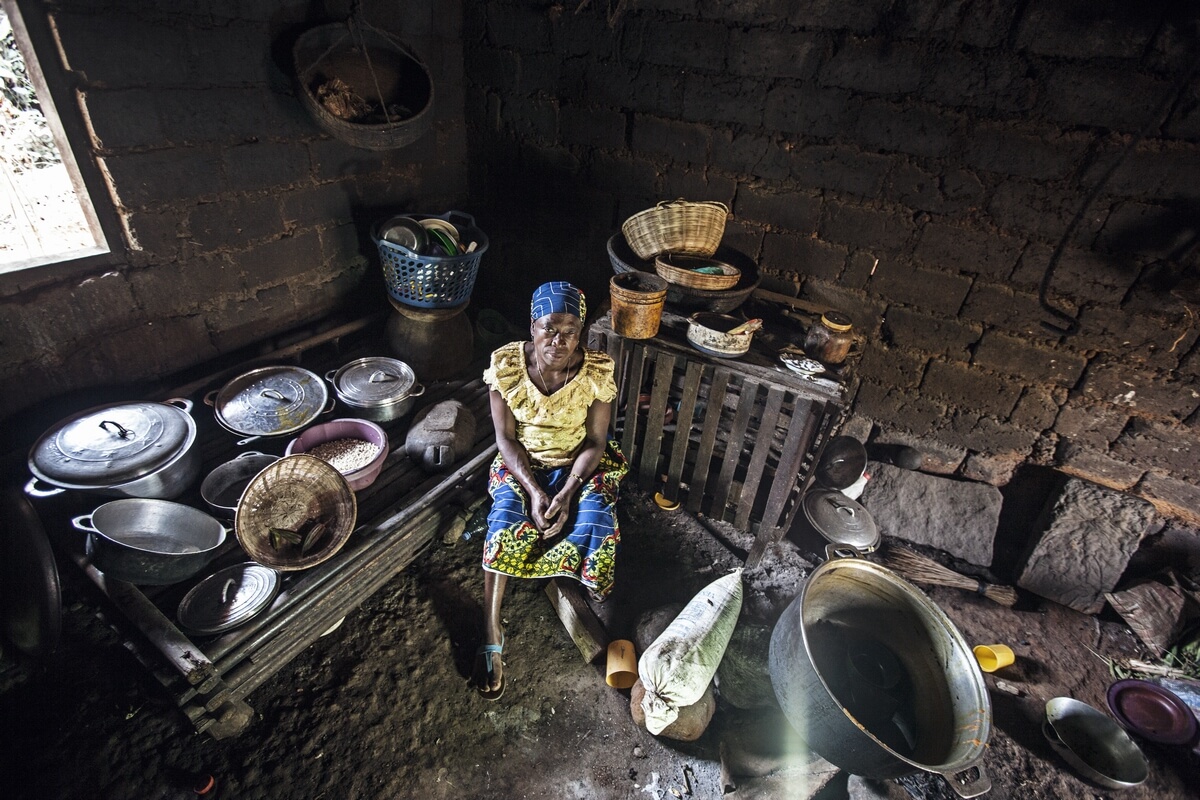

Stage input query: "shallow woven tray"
[
  {"left": 655, "top": 253, "right": 741, "bottom": 291},
  {"left": 235, "top": 454, "right": 357, "bottom": 571}
]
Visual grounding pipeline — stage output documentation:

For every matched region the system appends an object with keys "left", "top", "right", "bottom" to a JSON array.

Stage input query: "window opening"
[{"left": 0, "top": 4, "right": 107, "bottom": 273}]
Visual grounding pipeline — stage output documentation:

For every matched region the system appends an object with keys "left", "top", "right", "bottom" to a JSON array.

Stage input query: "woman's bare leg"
[{"left": 481, "top": 570, "right": 507, "bottom": 692}]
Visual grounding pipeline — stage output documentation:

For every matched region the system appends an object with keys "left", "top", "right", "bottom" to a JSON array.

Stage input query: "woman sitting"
[{"left": 477, "top": 281, "right": 627, "bottom": 700}]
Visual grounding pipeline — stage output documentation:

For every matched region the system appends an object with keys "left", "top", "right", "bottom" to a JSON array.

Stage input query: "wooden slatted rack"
[{"left": 588, "top": 309, "right": 849, "bottom": 566}]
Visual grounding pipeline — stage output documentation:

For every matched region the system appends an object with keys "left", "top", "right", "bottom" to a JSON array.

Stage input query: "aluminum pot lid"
[
  {"left": 332, "top": 357, "right": 417, "bottom": 408},
  {"left": 214, "top": 365, "right": 328, "bottom": 437},
  {"left": 28, "top": 400, "right": 194, "bottom": 488},
  {"left": 802, "top": 489, "right": 880, "bottom": 552},
  {"left": 177, "top": 562, "right": 280, "bottom": 635}
]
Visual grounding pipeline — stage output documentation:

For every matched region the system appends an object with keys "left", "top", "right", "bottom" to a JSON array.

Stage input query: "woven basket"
[
  {"left": 235, "top": 455, "right": 357, "bottom": 571},
  {"left": 654, "top": 254, "right": 741, "bottom": 291},
  {"left": 621, "top": 200, "right": 729, "bottom": 260}
]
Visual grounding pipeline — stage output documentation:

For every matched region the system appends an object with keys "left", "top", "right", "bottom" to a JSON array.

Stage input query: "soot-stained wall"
[
  {"left": 464, "top": 0, "right": 1200, "bottom": 523},
  {"left": 0, "top": 0, "right": 468, "bottom": 427}
]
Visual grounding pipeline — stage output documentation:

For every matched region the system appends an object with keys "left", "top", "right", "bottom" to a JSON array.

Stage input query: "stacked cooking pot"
[{"left": 25, "top": 354, "right": 425, "bottom": 595}]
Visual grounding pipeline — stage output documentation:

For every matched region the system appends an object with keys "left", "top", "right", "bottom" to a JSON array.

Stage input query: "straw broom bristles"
[{"left": 881, "top": 544, "right": 1018, "bottom": 607}]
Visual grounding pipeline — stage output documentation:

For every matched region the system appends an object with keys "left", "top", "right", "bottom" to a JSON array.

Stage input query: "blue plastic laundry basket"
[{"left": 374, "top": 210, "right": 488, "bottom": 308}]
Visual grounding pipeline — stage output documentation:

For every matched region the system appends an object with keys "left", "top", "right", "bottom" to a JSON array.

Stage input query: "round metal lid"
[
  {"left": 214, "top": 366, "right": 329, "bottom": 437},
  {"left": 177, "top": 562, "right": 280, "bottom": 635},
  {"left": 332, "top": 357, "right": 417, "bottom": 408},
  {"left": 28, "top": 400, "right": 195, "bottom": 488},
  {"left": 802, "top": 489, "right": 880, "bottom": 552}
]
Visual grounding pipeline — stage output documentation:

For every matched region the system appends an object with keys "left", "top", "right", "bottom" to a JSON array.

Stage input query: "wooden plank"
[
  {"left": 759, "top": 395, "right": 820, "bottom": 531},
  {"left": 734, "top": 385, "right": 785, "bottom": 530},
  {"left": 663, "top": 360, "right": 705, "bottom": 504},
  {"left": 604, "top": 331, "right": 627, "bottom": 439},
  {"left": 638, "top": 351, "right": 677, "bottom": 488},
  {"left": 711, "top": 376, "right": 759, "bottom": 520},
  {"left": 620, "top": 343, "right": 648, "bottom": 464},
  {"left": 687, "top": 367, "right": 731, "bottom": 514},
  {"left": 544, "top": 579, "right": 610, "bottom": 663}
]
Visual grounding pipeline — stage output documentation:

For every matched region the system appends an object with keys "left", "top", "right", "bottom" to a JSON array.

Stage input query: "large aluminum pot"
[
  {"left": 26, "top": 398, "right": 200, "bottom": 500},
  {"left": 326, "top": 356, "right": 425, "bottom": 423},
  {"left": 72, "top": 499, "right": 227, "bottom": 585},
  {"left": 768, "top": 546, "right": 992, "bottom": 797}
]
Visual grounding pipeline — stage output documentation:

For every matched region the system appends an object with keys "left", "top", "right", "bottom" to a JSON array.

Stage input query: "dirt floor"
[{"left": 2, "top": 481, "right": 1199, "bottom": 800}]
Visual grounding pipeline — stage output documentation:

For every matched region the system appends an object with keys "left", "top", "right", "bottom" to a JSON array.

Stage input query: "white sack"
[{"left": 638, "top": 568, "right": 743, "bottom": 735}]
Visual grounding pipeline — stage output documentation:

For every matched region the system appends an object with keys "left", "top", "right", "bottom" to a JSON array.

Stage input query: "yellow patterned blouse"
[{"left": 483, "top": 341, "right": 618, "bottom": 467}]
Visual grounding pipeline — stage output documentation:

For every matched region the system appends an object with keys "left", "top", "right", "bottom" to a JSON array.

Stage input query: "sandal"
[
  {"left": 476, "top": 634, "right": 505, "bottom": 701},
  {"left": 587, "top": 587, "right": 608, "bottom": 604}
]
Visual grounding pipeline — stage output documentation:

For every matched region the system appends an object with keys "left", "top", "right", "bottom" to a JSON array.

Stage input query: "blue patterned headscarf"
[{"left": 530, "top": 281, "right": 586, "bottom": 324}]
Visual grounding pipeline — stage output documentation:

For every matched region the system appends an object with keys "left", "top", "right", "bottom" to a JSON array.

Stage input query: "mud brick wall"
[
  {"left": 464, "top": 0, "right": 1200, "bottom": 523},
  {"left": 0, "top": 0, "right": 467, "bottom": 429}
]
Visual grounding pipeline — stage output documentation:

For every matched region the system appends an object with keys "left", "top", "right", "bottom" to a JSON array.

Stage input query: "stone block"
[
  {"left": 787, "top": 145, "right": 890, "bottom": 201},
  {"left": 818, "top": 38, "right": 925, "bottom": 95},
  {"left": 465, "top": 46, "right": 519, "bottom": 90},
  {"left": 1016, "top": 4, "right": 1155, "bottom": 59},
  {"left": 856, "top": 344, "right": 926, "bottom": 391},
  {"left": 1138, "top": 472, "right": 1200, "bottom": 527},
  {"left": 853, "top": 383, "right": 948, "bottom": 438},
  {"left": 1016, "top": 478, "right": 1157, "bottom": 613},
  {"left": 922, "top": 51, "right": 1033, "bottom": 114},
  {"left": 102, "top": 149, "right": 228, "bottom": 207},
  {"left": 867, "top": 430, "right": 967, "bottom": 475},
  {"left": 711, "top": 130, "right": 771, "bottom": 177},
  {"left": 280, "top": 185, "right": 355, "bottom": 231},
  {"left": 962, "top": 451, "right": 1025, "bottom": 486},
  {"left": 1079, "top": 361, "right": 1200, "bottom": 421},
  {"left": 762, "top": 234, "right": 844, "bottom": 281},
  {"left": 922, "top": 361, "right": 1022, "bottom": 418},
  {"left": 913, "top": 222, "right": 1023, "bottom": 281},
  {"left": 842, "top": 250, "right": 883, "bottom": 290},
  {"left": 797, "top": 281, "right": 888, "bottom": 333},
  {"left": 765, "top": 84, "right": 861, "bottom": 139},
  {"left": 934, "top": 410, "right": 1041, "bottom": 455},
  {"left": 1111, "top": 418, "right": 1200, "bottom": 482},
  {"left": 661, "top": 170, "right": 737, "bottom": 207},
  {"left": 883, "top": 307, "right": 980, "bottom": 360},
  {"left": 189, "top": 195, "right": 284, "bottom": 250},
  {"left": 560, "top": 104, "right": 625, "bottom": 151},
  {"left": 631, "top": 19, "right": 729, "bottom": 70},
  {"left": 961, "top": 282, "right": 1072, "bottom": 339},
  {"left": 1011, "top": 386, "right": 1063, "bottom": 432},
  {"left": 1056, "top": 443, "right": 1145, "bottom": 491},
  {"left": 785, "top": 0, "right": 891, "bottom": 33},
  {"left": 729, "top": 29, "right": 822, "bottom": 78},
  {"left": 682, "top": 74, "right": 767, "bottom": 126},
  {"left": 1053, "top": 401, "right": 1130, "bottom": 449},
  {"left": 820, "top": 202, "right": 915, "bottom": 252},
  {"left": 986, "top": 180, "right": 1091, "bottom": 245},
  {"left": 855, "top": 100, "right": 959, "bottom": 160},
  {"left": 1074, "top": 305, "right": 1198, "bottom": 371},
  {"left": 222, "top": 142, "right": 311, "bottom": 195},
  {"left": 52, "top": 12, "right": 188, "bottom": 86},
  {"left": 884, "top": 163, "right": 984, "bottom": 217},
  {"left": 737, "top": 188, "right": 821, "bottom": 234},
  {"left": 961, "top": 123, "right": 1086, "bottom": 181},
  {"left": 972, "top": 331, "right": 1087, "bottom": 387},
  {"left": 869, "top": 262, "right": 972, "bottom": 316},
  {"left": 860, "top": 462, "right": 1002, "bottom": 566},
  {"left": 631, "top": 114, "right": 707, "bottom": 163},
  {"left": 1041, "top": 66, "right": 1167, "bottom": 134},
  {"left": 486, "top": 2, "right": 549, "bottom": 49}
]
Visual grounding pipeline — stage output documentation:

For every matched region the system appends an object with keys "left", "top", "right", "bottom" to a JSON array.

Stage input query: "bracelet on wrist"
[{"left": 570, "top": 472, "right": 586, "bottom": 484}]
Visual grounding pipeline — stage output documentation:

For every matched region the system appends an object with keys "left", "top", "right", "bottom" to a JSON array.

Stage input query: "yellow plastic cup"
[
  {"left": 606, "top": 639, "right": 638, "bottom": 689},
  {"left": 973, "top": 644, "right": 1015, "bottom": 672}
]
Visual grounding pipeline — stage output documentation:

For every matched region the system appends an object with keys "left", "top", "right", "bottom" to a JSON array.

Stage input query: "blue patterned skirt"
[{"left": 482, "top": 441, "right": 627, "bottom": 597}]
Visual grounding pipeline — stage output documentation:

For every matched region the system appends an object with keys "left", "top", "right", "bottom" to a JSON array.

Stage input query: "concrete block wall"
[
  {"left": 0, "top": 0, "right": 468, "bottom": 426},
  {"left": 463, "top": 0, "right": 1200, "bottom": 524}
]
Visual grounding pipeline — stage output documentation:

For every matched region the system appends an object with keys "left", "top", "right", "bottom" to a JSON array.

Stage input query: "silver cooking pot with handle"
[
  {"left": 768, "top": 545, "right": 992, "bottom": 797},
  {"left": 26, "top": 398, "right": 200, "bottom": 500},
  {"left": 206, "top": 365, "right": 333, "bottom": 445}
]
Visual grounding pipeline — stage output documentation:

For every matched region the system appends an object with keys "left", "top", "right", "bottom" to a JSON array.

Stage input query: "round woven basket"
[
  {"left": 621, "top": 200, "right": 729, "bottom": 260},
  {"left": 607, "top": 233, "right": 760, "bottom": 314},
  {"left": 293, "top": 21, "right": 434, "bottom": 150},
  {"left": 654, "top": 253, "right": 741, "bottom": 291},
  {"left": 235, "top": 455, "right": 357, "bottom": 571}
]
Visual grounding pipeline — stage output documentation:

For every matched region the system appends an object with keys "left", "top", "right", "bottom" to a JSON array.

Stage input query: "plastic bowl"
[{"left": 285, "top": 418, "right": 390, "bottom": 492}]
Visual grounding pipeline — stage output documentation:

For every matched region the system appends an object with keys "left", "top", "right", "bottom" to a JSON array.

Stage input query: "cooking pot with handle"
[{"left": 768, "top": 545, "right": 992, "bottom": 797}]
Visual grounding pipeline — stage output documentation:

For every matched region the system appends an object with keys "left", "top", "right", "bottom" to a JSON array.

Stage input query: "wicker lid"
[
  {"left": 176, "top": 562, "right": 280, "bottom": 635},
  {"left": 802, "top": 490, "right": 879, "bottom": 552},
  {"left": 331, "top": 357, "right": 418, "bottom": 409},
  {"left": 235, "top": 455, "right": 357, "bottom": 571},
  {"left": 29, "top": 400, "right": 195, "bottom": 488}
]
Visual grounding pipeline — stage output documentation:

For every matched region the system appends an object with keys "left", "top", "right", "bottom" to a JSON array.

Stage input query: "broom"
[{"left": 881, "top": 544, "right": 1018, "bottom": 607}]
